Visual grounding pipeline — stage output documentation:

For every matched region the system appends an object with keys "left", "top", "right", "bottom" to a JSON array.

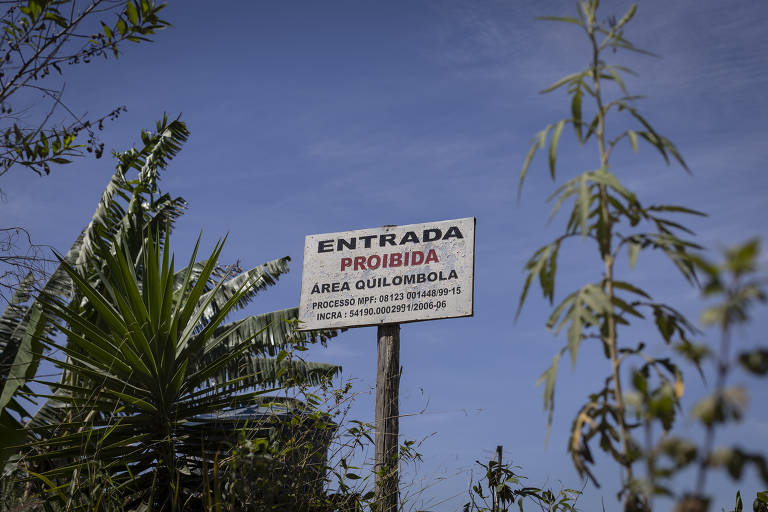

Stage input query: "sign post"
[
  {"left": 375, "top": 324, "right": 399, "bottom": 512},
  {"left": 298, "top": 217, "right": 475, "bottom": 511}
]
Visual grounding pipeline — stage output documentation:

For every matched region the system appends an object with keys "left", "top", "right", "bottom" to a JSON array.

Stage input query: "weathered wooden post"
[{"left": 375, "top": 323, "right": 400, "bottom": 511}]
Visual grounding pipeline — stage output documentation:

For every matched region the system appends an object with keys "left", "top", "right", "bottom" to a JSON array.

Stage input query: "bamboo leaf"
[
  {"left": 547, "top": 291, "right": 576, "bottom": 332},
  {"left": 518, "top": 142, "right": 539, "bottom": 199},
  {"left": 548, "top": 120, "right": 566, "bottom": 179},
  {"left": 612, "top": 280, "right": 651, "bottom": 299},
  {"left": 627, "top": 130, "right": 638, "bottom": 153},
  {"left": 566, "top": 307, "right": 583, "bottom": 367},
  {"left": 28, "top": 471, "right": 68, "bottom": 502},
  {"left": 578, "top": 173, "right": 590, "bottom": 236},
  {"left": 536, "top": 349, "right": 565, "bottom": 438},
  {"left": 540, "top": 71, "right": 586, "bottom": 94},
  {"left": 571, "top": 87, "right": 583, "bottom": 144},
  {"left": 548, "top": 187, "right": 577, "bottom": 223},
  {"left": 603, "top": 65, "right": 629, "bottom": 96},
  {"left": 536, "top": 16, "right": 583, "bottom": 26},
  {"left": 614, "top": 4, "right": 637, "bottom": 32},
  {"left": 647, "top": 204, "right": 707, "bottom": 216}
]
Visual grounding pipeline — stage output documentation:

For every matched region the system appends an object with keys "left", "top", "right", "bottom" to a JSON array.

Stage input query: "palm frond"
[
  {"left": 229, "top": 358, "right": 340, "bottom": 388},
  {"left": 74, "top": 170, "right": 131, "bottom": 269},
  {"left": 128, "top": 116, "right": 190, "bottom": 187},
  {"left": 1, "top": 234, "right": 83, "bottom": 427},
  {"left": 146, "top": 193, "right": 188, "bottom": 236},
  {"left": 197, "top": 257, "right": 291, "bottom": 324},
  {"left": 1, "top": 237, "right": 81, "bottom": 417},
  {"left": 75, "top": 116, "right": 189, "bottom": 269},
  {"left": 39, "top": 230, "right": 84, "bottom": 303},
  {"left": 0, "top": 273, "right": 35, "bottom": 381},
  {"left": 26, "top": 391, "right": 70, "bottom": 430},
  {"left": 173, "top": 261, "right": 207, "bottom": 292},
  {"left": 185, "top": 307, "right": 342, "bottom": 390},
  {"left": 196, "top": 307, "right": 339, "bottom": 361},
  {"left": 0, "top": 304, "right": 45, "bottom": 412}
]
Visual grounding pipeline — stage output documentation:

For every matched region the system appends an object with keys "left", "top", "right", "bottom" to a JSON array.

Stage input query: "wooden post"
[
  {"left": 492, "top": 445, "right": 503, "bottom": 512},
  {"left": 375, "top": 323, "right": 400, "bottom": 512}
]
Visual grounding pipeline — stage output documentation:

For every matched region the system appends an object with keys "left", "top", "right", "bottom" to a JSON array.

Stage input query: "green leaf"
[
  {"left": 577, "top": 173, "right": 589, "bottom": 236},
  {"left": 692, "top": 387, "right": 747, "bottom": 426},
  {"left": 566, "top": 303, "right": 584, "bottom": 366},
  {"left": 536, "top": 349, "right": 564, "bottom": 438},
  {"left": 540, "top": 71, "right": 586, "bottom": 94},
  {"left": 657, "top": 437, "right": 697, "bottom": 469},
  {"left": 519, "top": 132, "right": 546, "bottom": 199},
  {"left": 626, "top": 130, "right": 638, "bottom": 153},
  {"left": 116, "top": 18, "right": 127, "bottom": 36},
  {"left": 738, "top": 348, "right": 768, "bottom": 376},
  {"left": 614, "top": 4, "right": 637, "bottom": 33},
  {"left": 603, "top": 65, "right": 629, "bottom": 96},
  {"left": 546, "top": 291, "right": 576, "bottom": 333},
  {"left": 0, "top": 410, "right": 26, "bottom": 474},
  {"left": 548, "top": 120, "right": 565, "bottom": 179},
  {"left": 0, "top": 304, "right": 46, "bottom": 416},
  {"left": 674, "top": 340, "right": 710, "bottom": 380},
  {"left": 628, "top": 240, "right": 640, "bottom": 269},
  {"left": 102, "top": 21, "right": 113, "bottom": 40},
  {"left": 126, "top": 1, "right": 139, "bottom": 25},
  {"left": 571, "top": 87, "right": 583, "bottom": 144},
  {"left": 612, "top": 280, "right": 651, "bottom": 299},
  {"left": 647, "top": 204, "right": 707, "bottom": 217},
  {"left": 518, "top": 244, "right": 558, "bottom": 320},
  {"left": 28, "top": 471, "right": 68, "bottom": 502},
  {"left": 708, "top": 448, "right": 768, "bottom": 485},
  {"left": 106, "top": 390, "right": 157, "bottom": 413},
  {"left": 536, "top": 16, "right": 583, "bottom": 26},
  {"left": 631, "top": 369, "right": 647, "bottom": 393}
]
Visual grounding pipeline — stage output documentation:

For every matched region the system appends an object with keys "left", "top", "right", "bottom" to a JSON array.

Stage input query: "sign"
[{"left": 298, "top": 217, "right": 475, "bottom": 330}]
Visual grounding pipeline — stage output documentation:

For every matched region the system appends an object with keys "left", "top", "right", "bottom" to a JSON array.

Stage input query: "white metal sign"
[{"left": 298, "top": 217, "right": 475, "bottom": 330}]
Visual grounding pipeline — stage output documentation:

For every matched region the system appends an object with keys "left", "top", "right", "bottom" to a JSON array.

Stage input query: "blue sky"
[{"left": 3, "top": 0, "right": 768, "bottom": 509}]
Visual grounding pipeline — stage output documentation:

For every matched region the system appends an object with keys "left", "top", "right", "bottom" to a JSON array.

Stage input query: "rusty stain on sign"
[{"left": 298, "top": 217, "right": 475, "bottom": 330}]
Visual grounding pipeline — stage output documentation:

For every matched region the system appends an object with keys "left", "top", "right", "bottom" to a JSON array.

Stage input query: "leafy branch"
[{"left": 517, "top": 2, "right": 702, "bottom": 508}]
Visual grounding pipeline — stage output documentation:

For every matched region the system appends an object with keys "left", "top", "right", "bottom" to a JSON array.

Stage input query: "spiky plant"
[{"left": 0, "top": 117, "right": 340, "bottom": 506}]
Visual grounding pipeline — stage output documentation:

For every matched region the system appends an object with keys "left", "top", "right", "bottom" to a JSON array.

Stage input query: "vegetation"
[
  {"left": 517, "top": 1, "right": 768, "bottom": 510},
  {"left": 464, "top": 457, "right": 582, "bottom": 512},
  {"left": 0, "top": 117, "right": 343, "bottom": 510},
  {"left": 0, "top": 2, "right": 765, "bottom": 511},
  {"left": 2, "top": 115, "right": 192, "bottom": 473},
  {"left": 0, "top": 0, "right": 171, "bottom": 301},
  {"left": 668, "top": 241, "right": 768, "bottom": 510},
  {"left": 0, "top": 0, "right": 169, "bottom": 179}
]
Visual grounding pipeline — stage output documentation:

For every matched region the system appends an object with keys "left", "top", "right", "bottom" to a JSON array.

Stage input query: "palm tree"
[{"left": 0, "top": 116, "right": 340, "bottom": 508}]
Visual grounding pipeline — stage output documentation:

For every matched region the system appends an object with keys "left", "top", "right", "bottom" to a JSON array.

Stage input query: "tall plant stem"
[
  {"left": 695, "top": 316, "right": 732, "bottom": 494},
  {"left": 589, "top": 18, "right": 635, "bottom": 503}
]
